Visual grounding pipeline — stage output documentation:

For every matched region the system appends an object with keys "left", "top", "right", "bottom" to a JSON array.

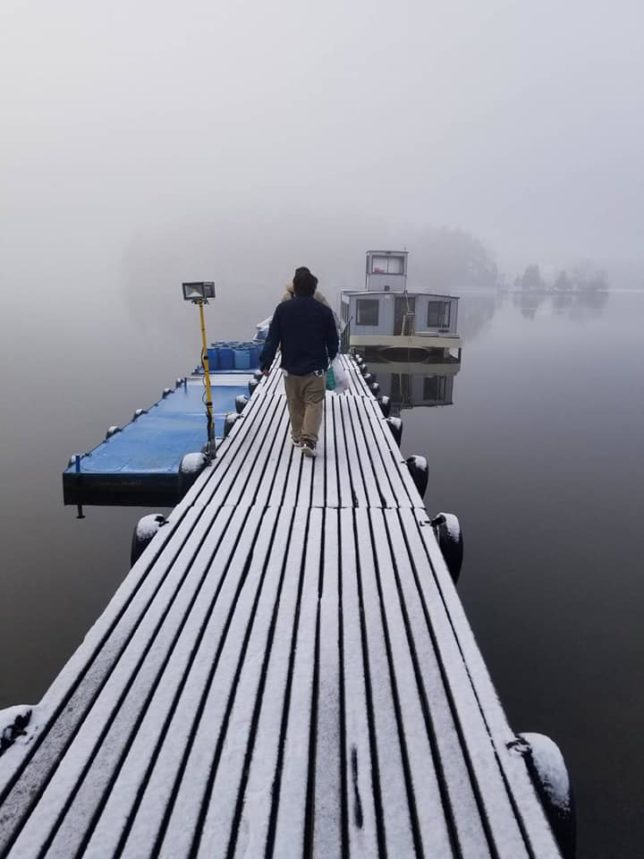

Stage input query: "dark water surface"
[{"left": 1, "top": 287, "right": 642, "bottom": 856}]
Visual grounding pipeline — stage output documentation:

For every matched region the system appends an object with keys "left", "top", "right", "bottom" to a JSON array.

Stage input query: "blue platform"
[{"left": 63, "top": 374, "right": 252, "bottom": 506}]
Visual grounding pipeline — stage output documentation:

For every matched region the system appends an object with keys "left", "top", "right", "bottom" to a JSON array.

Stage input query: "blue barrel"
[
  {"left": 207, "top": 347, "right": 219, "bottom": 370},
  {"left": 250, "top": 344, "right": 262, "bottom": 367},
  {"left": 219, "top": 347, "right": 234, "bottom": 370},
  {"left": 234, "top": 348, "right": 251, "bottom": 370}
]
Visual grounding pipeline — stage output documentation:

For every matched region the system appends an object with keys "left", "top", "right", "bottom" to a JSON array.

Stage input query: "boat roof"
[{"left": 341, "top": 289, "right": 459, "bottom": 301}]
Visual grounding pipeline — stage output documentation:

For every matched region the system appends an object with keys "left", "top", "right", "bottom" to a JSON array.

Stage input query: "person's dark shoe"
[{"left": 301, "top": 439, "right": 317, "bottom": 458}]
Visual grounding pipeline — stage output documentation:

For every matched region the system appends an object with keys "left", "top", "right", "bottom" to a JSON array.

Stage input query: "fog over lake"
[{"left": 2, "top": 1, "right": 644, "bottom": 855}]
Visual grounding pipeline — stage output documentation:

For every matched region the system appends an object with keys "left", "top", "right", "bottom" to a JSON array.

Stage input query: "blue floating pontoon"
[{"left": 63, "top": 358, "right": 257, "bottom": 506}]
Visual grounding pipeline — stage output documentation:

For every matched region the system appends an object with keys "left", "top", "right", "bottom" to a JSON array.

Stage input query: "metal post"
[{"left": 197, "top": 300, "right": 216, "bottom": 459}]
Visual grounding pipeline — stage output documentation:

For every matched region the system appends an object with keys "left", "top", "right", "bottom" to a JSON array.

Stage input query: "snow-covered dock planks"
[{"left": 0, "top": 356, "right": 562, "bottom": 858}]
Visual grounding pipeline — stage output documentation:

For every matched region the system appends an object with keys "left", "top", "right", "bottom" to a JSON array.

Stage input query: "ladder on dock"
[{"left": 0, "top": 357, "right": 563, "bottom": 857}]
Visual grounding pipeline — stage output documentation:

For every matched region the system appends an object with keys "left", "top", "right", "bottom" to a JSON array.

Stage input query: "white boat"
[{"left": 340, "top": 250, "right": 462, "bottom": 359}]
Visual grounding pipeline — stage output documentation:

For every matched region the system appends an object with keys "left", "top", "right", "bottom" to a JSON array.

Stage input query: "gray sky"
[{"left": 2, "top": 0, "right": 643, "bottom": 302}]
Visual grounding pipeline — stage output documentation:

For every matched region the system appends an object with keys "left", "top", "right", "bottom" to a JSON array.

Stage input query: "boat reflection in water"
[{"left": 357, "top": 349, "right": 461, "bottom": 416}]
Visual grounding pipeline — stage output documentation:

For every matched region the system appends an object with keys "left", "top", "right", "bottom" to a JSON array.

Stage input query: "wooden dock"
[{"left": 0, "top": 357, "right": 563, "bottom": 857}]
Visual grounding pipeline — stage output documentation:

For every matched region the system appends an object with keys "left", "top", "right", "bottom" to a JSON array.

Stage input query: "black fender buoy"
[
  {"left": 105, "top": 426, "right": 121, "bottom": 440},
  {"left": 516, "top": 733, "right": 576, "bottom": 858},
  {"left": 235, "top": 394, "right": 249, "bottom": 414},
  {"left": 378, "top": 396, "right": 391, "bottom": 418},
  {"left": 431, "top": 513, "right": 463, "bottom": 583},
  {"left": 386, "top": 417, "right": 403, "bottom": 446},
  {"left": 162, "top": 387, "right": 172, "bottom": 399},
  {"left": 363, "top": 372, "right": 374, "bottom": 385},
  {"left": 133, "top": 408, "right": 147, "bottom": 420},
  {"left": 131, "top": 514, "right": 167, "bottom": 566},
  {"left": 175, "top": 377, "right": 186, "bottom": 388},
  {"left": 178, "top": 451, "right": 208, "bottom": 495},
  {"left": 248, "top": 378, "right": 259, "bottom": 396},
  {"left": 253, "top": 370, "right": 264, "bottom": 381},
  {"left": 370, "top": 381, "right": 381, "bottom": 395},
  {"left": 0, "top": 707, "right": 32, "bottom": 756},
  {"left": 359, "top": 364, "right": 369, "bottom": 376},
  {"left": 406, "top": 455, "right": 428, "bottom": 498},
  {"left": 224, "top": 412, "right": 240, "bottom": 439}
]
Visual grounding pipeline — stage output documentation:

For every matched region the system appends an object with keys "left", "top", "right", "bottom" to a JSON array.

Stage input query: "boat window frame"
[
  {"left": 423, "top": 375, "right": 448, "bottom": 402},
  {"left": 427, "top": 300, "right": 451, "bottom": 329},
  {"left": 356, "top": 298, "right": 380, "bottom": 326},
  {"left": 370, "top": 254, "right": 405, "bottom": 275}
]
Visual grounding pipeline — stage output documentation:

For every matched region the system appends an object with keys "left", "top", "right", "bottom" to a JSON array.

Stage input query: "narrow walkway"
[{"left": 0, "top": 357, "right": 561, "bottom": 857}]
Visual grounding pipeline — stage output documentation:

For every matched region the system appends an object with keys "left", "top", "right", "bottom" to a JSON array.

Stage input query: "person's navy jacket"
[{"left": 259, "top": 296, "right": 339, "bottom": 376}]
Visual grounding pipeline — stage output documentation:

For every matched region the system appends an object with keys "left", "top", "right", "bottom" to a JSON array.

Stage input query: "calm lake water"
[{"left": 1, "top": 286, "right": 642, "bottom": 857}]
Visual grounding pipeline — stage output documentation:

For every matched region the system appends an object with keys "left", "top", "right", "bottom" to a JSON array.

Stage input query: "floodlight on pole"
[
  {"left": 182, "top": 282, "right": 215, "bottom": 302},
  {"left": 182, "top": 282, "right": 216, "bottom": 460}
]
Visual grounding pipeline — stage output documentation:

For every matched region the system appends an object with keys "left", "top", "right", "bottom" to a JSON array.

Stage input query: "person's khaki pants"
[{"left": 283, "top": 372, "right": 326, "bottom": 444}]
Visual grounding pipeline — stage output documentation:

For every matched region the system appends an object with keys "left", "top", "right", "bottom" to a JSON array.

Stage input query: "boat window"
[
  {"left": 427, "top": 301, "right": 451, "bottom": 328},
  {"left": 356, "top": 298, "right": 379, "bottom": 326},
  {"left": 371, "top": 255, "right": 404, "bottom": 275},
  {"left": 423, "top": 375, "right": 447, "bottom": 401},
  {"left": 341, "top": 301, "right": 349, "bottom": 323}
]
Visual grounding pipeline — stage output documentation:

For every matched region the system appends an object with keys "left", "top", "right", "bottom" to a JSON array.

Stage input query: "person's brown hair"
[{"left": 292, "top": 266, "right": 318, "bottom": 297}]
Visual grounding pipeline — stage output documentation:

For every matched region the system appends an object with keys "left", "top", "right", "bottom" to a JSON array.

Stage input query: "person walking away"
[
  {"left": 260, "top": 267, "right": 339, "bottom": 457},
  {"left": 281, "top": 266, "right": 341, "bottom": 333}
]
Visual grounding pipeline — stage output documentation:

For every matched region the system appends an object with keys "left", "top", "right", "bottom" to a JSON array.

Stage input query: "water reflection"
[
  {"left": 510, "top": 287, "right": 610, "bottom": 320},
  {"left": 456, "top": 293, "right": 500, "bottom": 341},
  {"left": 447, "top": 287, "right": 611, "bottom": 342},
  {"left": 359, "top": 353, "right": 461, "bottom": 416}
]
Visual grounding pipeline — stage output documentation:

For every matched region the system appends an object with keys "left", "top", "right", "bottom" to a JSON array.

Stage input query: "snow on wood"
[
  {"left": 135, "top": 514, "right": 165, "bottom": 542},
  {"left": 0, "top": 355, "right": 562, "bottom": 858},
  {"left": 520, "top": 733, "right": 571, "bottom": 813},
  {"left": 312, "top": 510, "right": 343, "bottom": 857},
  {"left": 179, "top": 452, "right": 207, "bottom": 475},
  {"left": 0, "top": 707, "right": 33, "bottom": 757}
]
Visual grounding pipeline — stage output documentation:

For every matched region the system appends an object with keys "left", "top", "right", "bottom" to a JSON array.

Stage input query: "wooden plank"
[
  {"left": 312, "top": 508, "right": 343, "bottom": 856},
  {"left": 0, "top": 506, "right": 204, "bottom": 853},
  {"left": 345, "top": 397, "right": 398, "bottom": 508},
  {"left": 224, "top": 402, "right": 291, "bottom": 507},
  {"left": 108, "top": 505, "right": 285, "bottom": 857},
  {"left": 394, "top": 509, "right": 546, "bottom": 856},
  {"left": 379, "top": 508, "right": 491, "bottom": 856},
  {"left": 361, "top": 397, "right": 420, "bottom": 505},
  {"left": 253, "top": 410, "right": 296, "bottom": 509},
  {"left": 336, "top": 394, "right": 370, "bottom": 507},
  {"left": 332, "top": 397, "right": 353, "bottom": 508},
  {"left": 152, "top": 507, "right": 308, "bottom": 858},
  {"left": 198, "top": 396, "right": 285, "bottom": 508},
  {"left": 322, "top": 395, "right": 339, "bottom": 510},
  {"left": 351, "top": 507, "right": 418, "bottom": 856},
  {"left": 5, "top": 504, "right": 238, "bottom": 857},
  {"left": 226, "top": 508, "right": 322, "bottom": 856},
  {"left": 366, "top": 507, "right": 457, "bottom": 856},
  {"left": 76, "top": 511, "right": 265, "bottom": 857},
  {"left": 310, "top": 397, "right": 328, "bottom": 509},
  {"left": 337, "top": 507, "right": 383, "bottom": 856},
  {"left": 410, "top": 507, "right": 562, "bottom": 855}
]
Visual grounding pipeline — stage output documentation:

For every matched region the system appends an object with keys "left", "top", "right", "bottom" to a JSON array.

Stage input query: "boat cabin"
[{"left": 341, "top": 251, "right": 461, "bottom": 358}]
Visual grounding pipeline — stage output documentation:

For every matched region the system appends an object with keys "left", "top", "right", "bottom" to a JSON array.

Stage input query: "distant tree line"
[
  {"left": 411, "top": 227, "right": 499, "bottom": 289},
  {"left": 514, "top": 263, "right": 609, "bottom": 292},
  {"left": 410, "top": 228, "right": 609, "bottom": 294}
]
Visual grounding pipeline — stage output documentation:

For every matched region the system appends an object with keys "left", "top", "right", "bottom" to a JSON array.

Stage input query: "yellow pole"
[{"left": 198, "top": 299, "right": 215, "bottom": 457}]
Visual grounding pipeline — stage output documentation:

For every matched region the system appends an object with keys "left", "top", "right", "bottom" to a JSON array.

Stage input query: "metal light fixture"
[
  {"left": 182, "top": 280, "right": 216, "bottom": 460},
  {"left": 182, "top": 281, "right": 215, "bottom": 302}
]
